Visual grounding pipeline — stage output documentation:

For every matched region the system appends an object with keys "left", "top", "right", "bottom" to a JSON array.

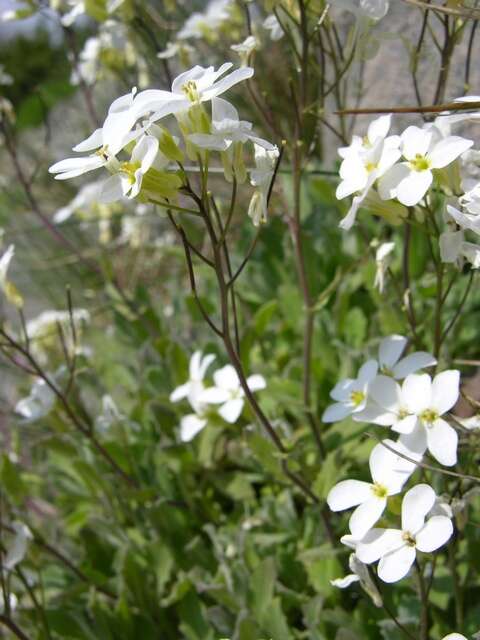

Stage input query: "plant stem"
[{"left": 415, "top": 562, "right": 429, "bottom": 640}]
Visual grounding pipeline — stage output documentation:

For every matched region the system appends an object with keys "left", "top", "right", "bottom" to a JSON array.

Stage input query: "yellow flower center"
[
  {"left": 409, "top": 154, "right": 431, "bottom": 172},
  {"left": 402, "top": 531, "right": 416, "bottom": 547},
  {"left": 365, "top": 161, "right": 378, "bottom": 173},
  {"left": 350, "top": 390, "right": 365, "bottom": 407},
  {"left": 182, "top": 80, "right": 200, "bottom": 103},
  {"left": 420, "top": 408, "right": 438, "bottom": 424},
  {"left": 371, "top": 483, "right": 389, "bottom": 499},
  {"left": 120, "top": 161, "right": 141, "bottom": 184},
  {"left": 398, "top": 407, "right": 410, "bottom": 419}
]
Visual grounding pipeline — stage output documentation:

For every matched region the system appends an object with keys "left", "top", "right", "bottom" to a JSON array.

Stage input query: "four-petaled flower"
[
  {"left": 356, "top": 484, "right": 453, "bottom": 583},
  {"left": 327, "top": 439, "right": 416, "bottom": 539},
  {"left": 200, "top": 364, "right": 266, "bottom": 423},
  {"left": 397, "top": 370, "right": 460, "bottom": 467},
  {"left": 379, "top": 126, "right": 473, "bottom": 206},
  {"left": 170, "top": 351, "right": 216, "bottom": 442},
  {"left": 322, "top": 360, "right": 378, "bottom": 423}
]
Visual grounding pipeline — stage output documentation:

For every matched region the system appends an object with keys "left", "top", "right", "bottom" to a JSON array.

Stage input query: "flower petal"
[
  {"left": 327, "top": 480, "right": 373, "bottom": 512},
  {"left": 401, "top": 483, "right": 435, "bottom": 533},
  {"left": 349, "top": 497, "right": 387, "bottom": 540},
  {"left": 392, "top": 414, "right": 417, "bottom": 434},
  {"left": 401, "top": 126, "right": 432, "bottom": 160},
  {"left": 396, "top": 169, "right": 433, "bottom": 207},
  {"left": 358, "top": 359, "right": 378, "bottom": 384},
  {"left": 426, "top": 418, "right": 458, "bottom": 467},
  {"left": 330, "top": 378, "right": 355, "bottom": 402},
  {"left": 392, "top": 351, "right": 437, "bottom": 378},
  {"left": 353, "top": 404, "right": 396, "bottom": 426},
  {"left": 399, "top": 423, "right": 428, "bottom": 458},
  {"left": 378, "top": 163, "right": 410, "bottom": 200},
  {"left": 170, "top": 382, "right": 190, "bottom": 403},
  {"left": 180, "top": 414, "right": 207, "bottom": 442},
  {"left": 322, "top": 402, "right": 352, "bottom": 423},
  {"left": 199, "top": 387, "right": 230, "bottom": 404},
  {"left": 369, "top": 375, "right": 401, "bottom": 412},
  {"left": 202, "top": 67, "right": 254, "bottom": 101},
  {"left": 431, "top": 370, "right": 460, "bottom": 415},
  {"left": 213, "top": 364, "right": 239, "bottom": 391},
  {"left": 198, "top": 353, "right": 216, "bottom": 379},
  {"left": 415, "top": 515, "right": 453, "bottom": 552},
  {"left": 428, "top": 136, "right": 473, "bottom": 169},
  {"left": 368, "top": 114, "right": 392, "bottom": 144},
  {"left": 356, "top": 528, "right": 404, "bottom": 564},
  {"left": 218, "top": 398, "right": 244, "bottom": 423},
  {"left": 99, "top": 175, "right": 130, "bottom": 203},
  {"left": 377, "top": 544, "right": 416, "bottom": 583},
  {"left": 72, "top": 128, "right": 103, "bottom": 152},
  {"left": 246, "top": 374, "right": 266, "bottom": 392},
  {"left": 378, "top": 335, "right": 407, "bottom": 369},
  {"left": 402, "top": 373, "right": 432, "bottom": 414}
]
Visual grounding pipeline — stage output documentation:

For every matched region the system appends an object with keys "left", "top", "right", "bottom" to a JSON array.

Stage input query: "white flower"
[
  {"left": 442, "top": 635, "right": 467, "bottom": 640},
  {"left": 98, "top": 134, "right": 159, "bottom": 203},
  {"left": 15, "top": 378, "right": 56, "bottom": 422},
  {"left": 48, "top": 118, "right": 141, "bottom": 181},
  {"left": 397, "top": 371, "right": 460, "bottom": 467},
  {"left": 231, "top": 36, "right": 258, "bottom": 66},
  {"left": 170, "top": 351, "right": 216, "bottom": 442},
  {"left": 177, "top": 0, "right": 232, "bottom": 40},
  {"left": 157, "top": 42, "right": 194, "bottom": 60},
  {"left": 331, "top": 553, "right": 383, "bottom": 607},
  {"left": 337, "top": 119, "right": 401, "bottom": 229},
  {"left": 71, "top": 36, "right": 101, "bottom": 86},
  {"left": 327, "top": 439, "right": 416, "bottom": 538},
  {"left": 200, "top": 364, "right": 266, "bottom": 423},
  {"left": 447, "top": 202, "right": 480, "bottom": 235},
  {"left": 360, "top": 373, "right": 438, "bottom": 435},
  {"left": 374, "top": 241, "right": 395, "bottom": 293},
  {"left": 53, "top": 181, "right": 104, "bottom": 224},
  {"left": 331, "top": 0, "right": 389, "bottom": 20},
  {"left": 263, "top": 14, "right": 284, "bottom": 41},
  {"left": 356, "top": 484, "right": 453, "bottom": 583},
  {"left": 375, "top": 334, "right": 436, "bottom": 379},
  {"left": 322, "top": 360, "right": 378, "bottom": 423},
  {"left": 439, "top": 228, "right": 480, "bottom": 269},
  {"left": 133, "top": 63, "right": 254, "bottom": 124},
  {"left": 247, "top": 143, "right": 279, "bottom": 226},
  {"left": 379, "top": 126, "right": 473, "bottom": 206},
  {"left": 188, "top": 97, "right": 274, "bottom": 153},
  {"left": 338, "top": 115, "right": 396, "bottom": 160},
  {"left": 4, "top": 521, "right": 32, "bottom": 571}
]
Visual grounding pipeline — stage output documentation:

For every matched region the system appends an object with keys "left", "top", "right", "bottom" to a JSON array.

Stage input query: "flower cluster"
[
  {"left": 324, "top": 335, "right": 461, "bottom": 584},
  {"left": 336, "top": 105, "right": 480, "bottom": 270},
  {"left": 336, "top": 113, "right": 473, "bottom": 230},
  {"left": 170, "top": 351, "right": 265, "bottom": 442},
  {"left": 49, "top": 63, "right": 277, "bottom": 225}
]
